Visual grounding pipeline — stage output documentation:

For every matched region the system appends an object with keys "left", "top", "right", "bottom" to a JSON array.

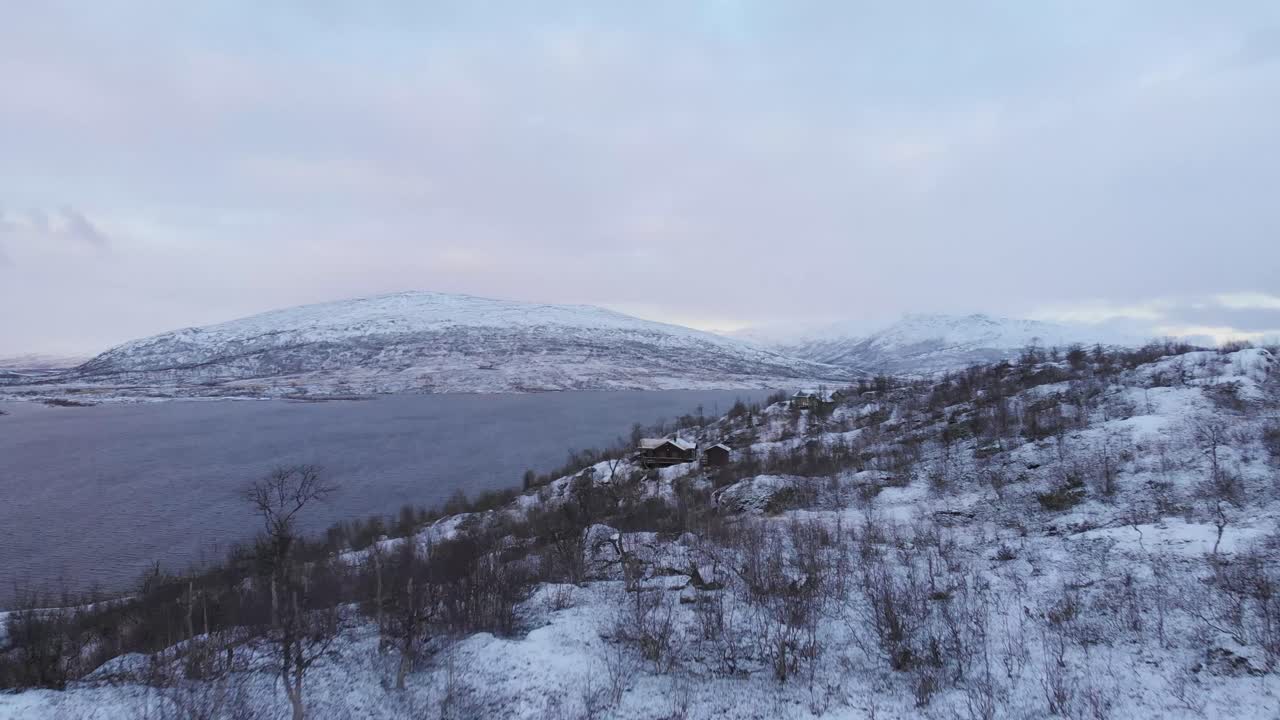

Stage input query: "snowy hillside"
[
  {"left": 765, "top": 313, "right": 1145, "bottom": 375},
  {"left": 0, "top": 354, "right": 89, "bottom": 381},
  {"left": 4, "top": 292, "right": 852, "bottom": 399},
  {"left": 0, "top": 354, "right": 88, "bottom": 371},
  {"left": 4, "top": 341, "right": 1278, "bottom": 718}
]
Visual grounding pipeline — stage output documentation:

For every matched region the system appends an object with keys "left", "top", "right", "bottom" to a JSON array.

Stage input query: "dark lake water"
[{"left": 0, "top": 390, "right": 771, "bottom": 602}]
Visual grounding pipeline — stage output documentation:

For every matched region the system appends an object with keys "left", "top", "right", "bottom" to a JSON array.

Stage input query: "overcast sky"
[{"left": 2, "top": 2, "right": 1279, "bottom": 355}]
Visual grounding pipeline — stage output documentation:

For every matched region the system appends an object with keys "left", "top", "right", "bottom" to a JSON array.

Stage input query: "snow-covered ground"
[{"left": 3, "top": 345, "right": 1279, "bottom": 719}]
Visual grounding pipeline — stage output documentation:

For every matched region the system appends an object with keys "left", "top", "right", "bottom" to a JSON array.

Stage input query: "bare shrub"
[
  {"left": 600, "top": 638, "right": 638, "bottom": 705},
  {"left": 1204, "top": 549, "right": 1280, "bottom": 668},
  {"left": 851, "top": 543, "right": 932, "bottom": 673},
  {"left": 911, "top": 668, "right": 940, "bottom": 708},
  {"left": 691, "top": 590, "right": 750, "bottom": 676},
  {"left": 547, "top": 583, "right": 575, "bottom": 612},
  {"left": 1192, "top": 417, "right": 1243, "bottom": 505},
  {"left": 1164, "top": 664, "right": 1207, "bottom": 716},
  {"left": 0, "top": 592, "right": 79, "bottom": 690},
  {"left": 728, "top": 518, "right": 830, "bottom": 682},
  {"left": 138, "top": 647, "right": 260, "bottom": 720},
  {"left": 1036, "top": 477, "right": 1085, "bottom": 512},
  {"left": 1038, "top": 627, "right": 1076, "bottom": 716},
  {"left": 612, "top": 587, "right": 680, "bottom": 674},
  {"left": 1262, "top": 424, "right": 1280, "bottom": 466}
]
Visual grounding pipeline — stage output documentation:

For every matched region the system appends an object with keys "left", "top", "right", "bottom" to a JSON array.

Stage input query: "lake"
[{"left": 0, "top": 390, "right": 772, "bottom": 602}]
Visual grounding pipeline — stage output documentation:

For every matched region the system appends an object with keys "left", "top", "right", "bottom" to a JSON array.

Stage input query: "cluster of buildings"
[
  {"left": 630, "top": 387, "right": 852, "bottom": 469},
  {"left": 788, "top": 389, "right": 847, "bottom": 410},
  {"left": 635, "top": 437, "right": 730, "bottom": 468}
]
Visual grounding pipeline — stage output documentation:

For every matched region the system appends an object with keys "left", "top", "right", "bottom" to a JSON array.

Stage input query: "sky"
[{"left": 2, "top": 1, "right": 1279, "bottom": 355}]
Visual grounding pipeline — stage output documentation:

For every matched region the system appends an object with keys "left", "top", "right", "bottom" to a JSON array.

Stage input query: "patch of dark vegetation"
[
  {"left": 280, "top": 394, "right": 372, "bottom": 402},
  {"left": 1261, "top": 423, "right": 1280, "bottom": 465},
  {"left": 41, "top": 398, "right": 96, "bottom": 407},
  {"left": 1037, "top": 477, "right": 1086, "bottom": 512}
]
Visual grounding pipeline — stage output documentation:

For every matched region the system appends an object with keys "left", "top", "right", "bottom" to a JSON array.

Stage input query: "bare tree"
[
  {"left": 242, "top": 465, "right": 338, "bottom": 720},
  {"left": 1192, "top": 416, "right": 1239, "bottom": 503},
  {"left": 380, "top": 540, "right": 441, "bottom": 691}
]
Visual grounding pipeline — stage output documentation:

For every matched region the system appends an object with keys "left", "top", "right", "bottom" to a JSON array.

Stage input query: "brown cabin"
[
  {"left": 703, "top": 443, "right": 731, "bottom": 466},
  {"left": 637, "top": 438, "right": 697, "bottom": 468},
  {"left": 791, "top": 391, "right": 819, "bottom": 410}
]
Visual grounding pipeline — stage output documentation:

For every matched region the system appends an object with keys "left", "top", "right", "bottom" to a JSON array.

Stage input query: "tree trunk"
[
  {"left": 287, "top": 683, "right": 305, "bottom": 720},
  {"left": 376, "top": 555, "right": 385, "bottom": 653},
  {"left": 396, "top": 577, "right": 414, "bottom": 690},
  {"left": 186, "top": 580, "right": 195, "bottom": 641},
  {"left": 270, "top": 575, "right": 279, "bottom": 628},
  {"left": 286, "top": 589, "right": 305, "bottom": 720}
]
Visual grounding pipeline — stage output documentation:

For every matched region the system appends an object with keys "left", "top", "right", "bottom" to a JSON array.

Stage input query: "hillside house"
[
  {"left": 637, "top": 437, "right": 696, "bottom": 468},
  {"left": 792, "top": 390, "right": 840, "bottom": 411},
  {"left": 703, "top": 443, "right": 731, "bottom": 466},
  {"left": 790, "top": 391, "right": 821, "bottom": 410}
]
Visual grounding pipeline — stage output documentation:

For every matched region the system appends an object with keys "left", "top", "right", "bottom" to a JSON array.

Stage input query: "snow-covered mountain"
[
  {"left": 0, "top": 353, "right": 89, "bottom": 371},
  {"left": 761, "top": 313, "right": 1145, "bottom": 375},
  {"left": 0, "top": 353, "right": 89, "bottom": 381},
  {"left": 47, "top": 291, "right": 852, "bottom": 397}
]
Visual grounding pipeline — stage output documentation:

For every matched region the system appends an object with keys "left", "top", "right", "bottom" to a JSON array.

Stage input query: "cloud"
[
  {"left": 0, "top": 206, "right": 112, "bottom": 251},
  {"left": 0, "top": 3, "right": 1278, "bottom": 353},
  {"left": 1029, "top": 293, "right": 1280, "bottom": 347},
  {"left": 1235, "top": 26, "right": 1280, "bottom": 68},
  {"left": 1154, "top": 324, "right": 1280, "bottom": 346},
  {"left": 57, "top": 207, "right": 110, "bottom": 247},
  {"left": 1213, "top": 292, "right": 1280, "bottom": 311},
  {"left": 1030, "top": 300, "right": 1173, "bottom": 325}
]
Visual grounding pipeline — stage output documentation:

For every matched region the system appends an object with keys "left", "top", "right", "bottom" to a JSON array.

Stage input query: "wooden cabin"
[
  {"left": 637, "top": 438, "right": 697, "bottom": 468},
  {"left": 703, "top": 443, "right": 731, "bottom": 466},
  {"left": 791, "top": 391, "right": 818, "bottom": 410}
]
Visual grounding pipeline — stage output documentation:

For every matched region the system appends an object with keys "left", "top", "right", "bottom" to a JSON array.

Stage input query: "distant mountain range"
[
  {"left": 0, "top": 353, "right": 90, "bottom": 381},
  {"left": 0, "top": 294, "right": 1162, "bottom": 401},
  {"left": 4, "top": 292, "right": 853, "bottom": 399},
  {"left": 0, "top": 353, "right": 90, "bottom": 371},
  {"left": 734, "top": 313, "right": 1147, "bottom": 376}
]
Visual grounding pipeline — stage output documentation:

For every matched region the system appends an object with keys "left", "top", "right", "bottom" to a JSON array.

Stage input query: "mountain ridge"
[
  {"left": 10, "top": 291, "right": 854, "bottom": 399},
  {"left": 744, "top": 312, "right": 1148, "bottom": 375}
]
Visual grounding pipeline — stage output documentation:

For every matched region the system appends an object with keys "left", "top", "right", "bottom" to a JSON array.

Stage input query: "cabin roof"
[
  {"left": 639, "top": 437, "right": 696, "bottom": 451},
  {"left": 707, "top": 443, "right": 730, "bottom": 452}
]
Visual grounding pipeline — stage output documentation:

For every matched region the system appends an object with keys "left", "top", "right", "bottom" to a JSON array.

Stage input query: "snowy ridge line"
[
  {"left": 752, "top": 312, "right": 1158, "bottom": 375},
  {"left": 0, "top": 291, "right": 857, "bottom": 399}
]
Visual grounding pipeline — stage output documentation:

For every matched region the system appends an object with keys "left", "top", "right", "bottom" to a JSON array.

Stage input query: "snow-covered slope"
[
  {"left": 768, "top": 313, "right": 1145, "bottom": 375},
  {"left": 5, "top": 345, "right": 1278, "bottom": 719},
  {"left": 53, "top": 291, "right": 852, "bottom": 397},
  {"left": 0, "top": 354, "right": 90, "bottom": 382},
  {"left": 0, "top": 353, "right": 89, "bottom": 372}
]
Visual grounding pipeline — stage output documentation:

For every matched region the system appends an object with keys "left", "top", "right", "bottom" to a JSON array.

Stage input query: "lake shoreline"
[{"left": 0, "top": 389, "right": 777, "bottom": 599}]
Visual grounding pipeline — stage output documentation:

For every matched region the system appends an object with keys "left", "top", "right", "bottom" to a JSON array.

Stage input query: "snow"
[
  {"left": 0, "top": 353, "right": 89, "bottom": 371},
  {"left": 639, "top": 438, "right": 696, "bottom": 451},
  {"left": 109, "top": 291, "right": 749, "bottom": 350},
  {"left": 5, "top": 343, "right": 1280, "bottom": 719},
  {"left": 2, "top": 291, "right": 852, "bottom": 400},
  {"left": 751, "top": 312, "right": 1153, "bottom": 375},
  {"left": 1075, "top": 516, "right": 1278, "bottom": 557},
  {"left": 863, "top": 313, "right": 1133, "bottom": 352}
]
